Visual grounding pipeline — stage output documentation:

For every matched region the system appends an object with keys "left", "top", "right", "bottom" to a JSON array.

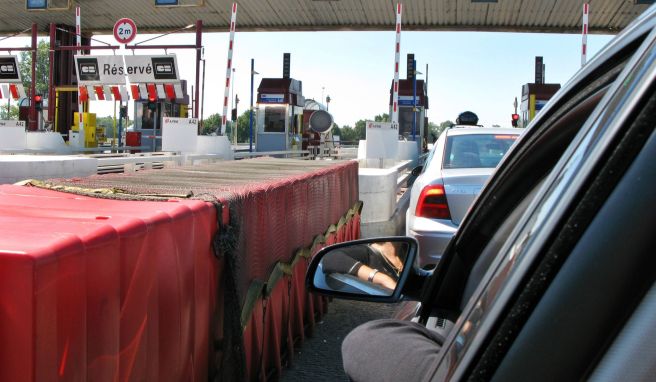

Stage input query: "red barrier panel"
[
  {"left": 2, "top": 159, "right": 360, "bottom": 381},
  {"left": 0, "top": 185, "right": 217, "bottom": 382},
  {"left": 242, "top": 217, "right": 359, "bottom": 381}
]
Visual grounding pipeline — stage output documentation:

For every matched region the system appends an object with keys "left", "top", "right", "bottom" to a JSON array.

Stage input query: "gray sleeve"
[{"left": 341, "top": 319, "right": 444, "bottom": 382}]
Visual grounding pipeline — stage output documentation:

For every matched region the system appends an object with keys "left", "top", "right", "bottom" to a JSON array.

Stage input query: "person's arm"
[
  {"left": 322, "top": 250, "right": 362, "bottom": 275},
  {"left": 355, "top": 264, "right": 397, "bottom": 290}
]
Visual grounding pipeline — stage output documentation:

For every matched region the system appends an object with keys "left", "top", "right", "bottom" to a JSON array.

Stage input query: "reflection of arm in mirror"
[{"left": 322, "top": 244, "right": 398, "bottom": 290}]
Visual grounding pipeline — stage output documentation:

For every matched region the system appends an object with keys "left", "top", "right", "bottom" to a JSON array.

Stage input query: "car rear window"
[{"left": 443, "top": 134, "right": 519, "bottom": 169}]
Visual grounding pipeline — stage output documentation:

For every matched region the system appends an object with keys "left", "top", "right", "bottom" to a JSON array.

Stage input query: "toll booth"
[
  {"left": 133, "top": 80, "right": 189, "bottom": 152},
  {"left": 520, "top": 83, "right": 561, "bottom": 126},
  {"left": 520, "top": 56, "right": 560, "bottom": 127},
  {"left": 389, "top": 78, "right": 429, "bottom": 150},
  {"left": 255, "top": 78, "right": 305, "bottom": 152}
]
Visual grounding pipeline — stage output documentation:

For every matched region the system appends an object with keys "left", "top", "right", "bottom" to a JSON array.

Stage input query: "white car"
[{"left": 406, "top": 126, "right": 522, "bottom": 267}]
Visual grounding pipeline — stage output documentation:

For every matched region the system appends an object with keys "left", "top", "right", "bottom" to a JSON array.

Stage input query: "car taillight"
[{"left": 415, "top": 184, "right": 451, "bottom": 219}]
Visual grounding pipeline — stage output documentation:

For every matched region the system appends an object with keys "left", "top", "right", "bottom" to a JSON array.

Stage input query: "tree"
[
  {"left": 353, "top": 119, "right": 367, "bottom": 140},
  {"left": 427, "top": 120, "right": 453, "bottom": 142},
  {"left": 201, "top": 113, "right": 221, "bottom": 135},
  {"left": 339, "top": 125, "right": 359, "bottom": 144},
  {"left": 19, "top": 40, "right": 49, "bottom": 97},
  {"left": 202, "top": 110, "right": 254, "bottom": 142},
  {"left": 0, "top": 105, "right": 19, "bottom": 120},
  {"left": 233, "top": 109, "right": 255, "bottom": 143},
  {"left": 331, "top": 123, "right": 341, "bottom": 137},
  {"left": 374, "top": 113, "right": 390, "bottom": 122}
]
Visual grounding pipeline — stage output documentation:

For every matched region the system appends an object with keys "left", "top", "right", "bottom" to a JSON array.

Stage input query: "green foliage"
[
  {"left": 19, "top": 40, "right": 50, "bottom": 97},
  {"left": 201, "top": 113, "right": 222, "bottom": 135},
  {"left": 331, "top": 123, "right": 341, "bottom": 137},
  {"left": 426, "top": 120, "right": 453, "bottom": 142},
  {"left": 201, "top": 110, "right": 255, "bottom": 142},
  {"left": 0, "top": 105, "right": 19, "bottom": 120},
  {"left": 374, "top": 113, "right": 390, "bottom": 122},
  {"left": 336, "top": 114, "right": 389, "bottom": 144},
  {"left": 231, "top": 109, "right": 255, "bottom": 142}
]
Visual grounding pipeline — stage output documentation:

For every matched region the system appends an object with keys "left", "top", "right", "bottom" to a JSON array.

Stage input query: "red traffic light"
[
  {"left": 511, "top": 113, "right": 519, "bottom": 127},
  {"left": 34, "top": 95, "right": 43, "bottom": 111}
]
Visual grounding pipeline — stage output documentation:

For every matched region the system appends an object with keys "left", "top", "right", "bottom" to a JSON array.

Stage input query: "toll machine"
[
  {"left": 132, "top": 80, "right": 190, "bottom": 152},
  {"left": 389, "top": 78, "right": 429, "bottom": 149},
  {"left": 519, "top": 83, "right": 560, "bottom": 126},
  {"left": 255, "top": 78, "right": 305, "bottom": 152},
  {"left": 520, "top": 56, "right": 561, "bottom": 127}
]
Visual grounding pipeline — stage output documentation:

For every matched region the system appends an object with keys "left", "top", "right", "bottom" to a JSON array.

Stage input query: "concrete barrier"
[{"left": 0, "top": 155, "right": 97, "bottom": 184}]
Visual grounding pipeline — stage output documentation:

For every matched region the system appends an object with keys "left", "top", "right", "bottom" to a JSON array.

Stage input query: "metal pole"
[
  {"left": 113, "top": 100, "right": 117, "bottom": 148},
  {"left": 412, "top": 59, "right": 416, "bottom": 141},
  {"left": 118, "top": 102, "right": 123, "bottom": 147},
  {"left": 200, "top": 58, "right": 206, "bottom": 133},
  {"left": 195, "top": 20, "right": 202, "bottom": 119},
  {"left": 230, "top": 68, "right": 235, "bottom": 143},
  {"left": 249, "top": 58, "right": 254, "bottom": 152},
  {"left": 29, "top": 23, "right": 37, "bottom": 131},
  {"left": 48, "top": 23, "right": 55, "bottom": 126}
]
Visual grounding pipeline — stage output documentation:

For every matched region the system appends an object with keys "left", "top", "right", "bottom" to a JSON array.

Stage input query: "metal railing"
[{"left": 93, "top": 152, "right": 225, "bottom": 174}]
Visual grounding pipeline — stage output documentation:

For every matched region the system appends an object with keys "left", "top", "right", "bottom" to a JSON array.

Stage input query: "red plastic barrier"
[
  {"left": 242, "top": 218, "right": 359, "bottom": 381},
  {"left": 231, "top": 162, "right": 359, "bottom": 381},
  {"left": 0, "top": 185, "right": 218, "bottom": 382},
  {"left": 0, "top": 159, "right": 359, "bottom": 381}
]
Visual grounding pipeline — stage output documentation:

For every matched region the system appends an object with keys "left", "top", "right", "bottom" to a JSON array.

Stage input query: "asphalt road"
[{"left": 280, "top": 299, "right": 400, "bottom": 381}]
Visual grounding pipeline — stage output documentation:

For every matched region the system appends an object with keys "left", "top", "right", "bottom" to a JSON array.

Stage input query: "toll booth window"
[
  {"left": 398, "top": 108, "right": 417, "bottom": 139},
  {"left": 264, "top": 106, "right": 286, "bottom": 133}
]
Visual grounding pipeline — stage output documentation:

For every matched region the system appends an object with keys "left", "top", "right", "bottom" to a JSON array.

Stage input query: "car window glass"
[
  {"left": 421, "top": 140, "right": 439, "bottom": 173},
  {"left": 431, "top": 25, "right": 653, "bottom": 381},
  {"left": 421, "top": 42, "right": 635, "bottom": 321},
  {"left": 443, "top": 134, "right": 518, "bottom": 169}
]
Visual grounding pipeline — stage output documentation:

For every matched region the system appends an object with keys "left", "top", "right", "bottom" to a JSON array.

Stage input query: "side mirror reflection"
[{"left": 312, "top": 239, "right": 412, "bottom": 297}]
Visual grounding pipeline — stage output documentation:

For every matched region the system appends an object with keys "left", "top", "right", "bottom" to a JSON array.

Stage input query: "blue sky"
[{"left": 3, "top": 29, "right": 614, "bottom": 128}]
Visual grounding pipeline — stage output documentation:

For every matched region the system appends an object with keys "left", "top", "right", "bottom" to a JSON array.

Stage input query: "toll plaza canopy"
[{"left": 1, "top": 0, "right": 652, "bottom": 35}]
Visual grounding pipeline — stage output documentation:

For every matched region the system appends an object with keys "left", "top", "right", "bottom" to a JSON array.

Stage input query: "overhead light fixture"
[
  {"left": 471, "top": 0, "right": 498, "bottom": 3},
  {"left": 155, "top": 0, "right": 179, "bottom": 5},
  {"left": 26, "top": 0, "right": 47, "bottom": 10}
]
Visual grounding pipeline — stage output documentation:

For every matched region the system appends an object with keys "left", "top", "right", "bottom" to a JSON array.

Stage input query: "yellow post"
[
  {"left": 54, "top": 86, "right": 83, "bottom": 135},
  {"left": 54, "top": 89, "right": 59, "bottom": 133}
]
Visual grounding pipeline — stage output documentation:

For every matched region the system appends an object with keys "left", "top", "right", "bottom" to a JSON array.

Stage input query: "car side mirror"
[
  {"left": 411, "top": 165, "right": 423, "bottom": 177},
  {"left": 306, "top": 237, "right": 427, "bottom": 302}
]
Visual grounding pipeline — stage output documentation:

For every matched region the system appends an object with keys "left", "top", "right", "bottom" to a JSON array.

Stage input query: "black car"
[{"left": 307, "top": 4, "right": 656, "bottom": 381}]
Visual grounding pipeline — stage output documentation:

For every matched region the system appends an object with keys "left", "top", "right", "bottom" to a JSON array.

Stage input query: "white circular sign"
[{"left": 113, "top": 18, "right": 137, "bottom": 44}]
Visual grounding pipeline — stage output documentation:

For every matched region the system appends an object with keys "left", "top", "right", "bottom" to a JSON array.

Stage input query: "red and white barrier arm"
[
  {"left": 582, "top": 3, "right": 589, "bottom": 67},
  {"left": 76, "top": 6, "right": 84, "bottom": 133},
  {"left": 221, "top": 3, "right": 238, "bottom": 135},
  {"left": 391, "top": 3, "right": 402, "bottom": 126}
]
